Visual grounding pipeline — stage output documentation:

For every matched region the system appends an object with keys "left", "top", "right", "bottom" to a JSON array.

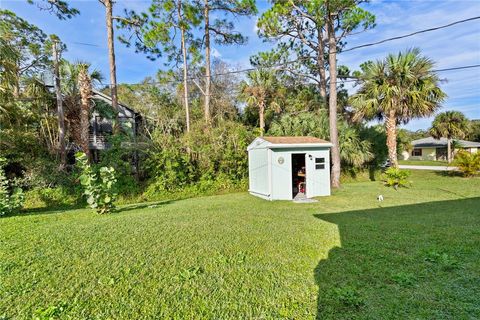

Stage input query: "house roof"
[
  {"left": 247, "top": 136, "right": 332, "bottom": 150},
  {"left": 92, "top": 89, "right": 140, "bottom": 118},
  {"left": 412, "top": 137, "right": 480, "bottom": 148}
]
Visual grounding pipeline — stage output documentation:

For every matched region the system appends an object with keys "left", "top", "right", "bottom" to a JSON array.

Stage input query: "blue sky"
[{"left": 3, "top": 0, "right": 480, "bottom": 130}]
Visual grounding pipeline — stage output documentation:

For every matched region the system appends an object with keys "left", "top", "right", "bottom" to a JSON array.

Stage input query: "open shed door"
[
  {"left": 306, "top": 153, "right": 328, "bottom": 198},
  {"left": 305, "top": 154, "right": 315, "bottom": 198}
]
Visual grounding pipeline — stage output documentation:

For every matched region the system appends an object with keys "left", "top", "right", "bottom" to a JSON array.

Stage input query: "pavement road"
[{"left": 399, "top": 165, "right": 458, "bottom": 171}]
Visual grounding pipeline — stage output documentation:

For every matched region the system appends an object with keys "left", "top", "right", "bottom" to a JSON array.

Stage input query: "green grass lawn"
[
  {"left": 399, "top": 159, "right": 449, "bottom": 166},
  {"left": 1, "top": 171, "right": 479, "bottom": 319}
]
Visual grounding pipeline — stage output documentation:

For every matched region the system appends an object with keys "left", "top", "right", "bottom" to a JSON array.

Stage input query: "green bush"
[
  {"left": 0, "top": 157, "right": 24, "bottom": 216},
  {"left": 75, "top": 152, "right": 117, "bottom": 214},
  {"left": 453, "top": 151, "right": 480, "bottom": 177},
  {"left": 143, "top": 120, "right": 252, "bottom": 199},
  {"left": 97, "top": 134, "right": 142, "bottom": 196},
  {"left": 383, "top": 167, "right": 411, "bottom": 190}
]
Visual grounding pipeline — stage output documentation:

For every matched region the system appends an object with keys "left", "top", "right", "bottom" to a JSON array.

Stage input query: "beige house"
[{"left": 401, "top": 137, "right": 480, "bottom": 161}]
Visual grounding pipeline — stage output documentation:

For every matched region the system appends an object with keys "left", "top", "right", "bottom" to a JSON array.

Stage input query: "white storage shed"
[{"left": 247, "top": 136, "right": 332, "bottom": 201}]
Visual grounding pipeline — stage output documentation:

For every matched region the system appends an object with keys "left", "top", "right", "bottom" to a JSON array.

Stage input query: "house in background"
[
  {"left": 89, "top": 89, "right": 142, "bottom": 153},
  {"left": 65, "top": 89, "right": 142, "bottom": 164},
  {"left": 401, "top": 137, "right": 480, "bottom": 161},
  {"left": 247, "top": 136, "right": 332, "bottom": 201}
]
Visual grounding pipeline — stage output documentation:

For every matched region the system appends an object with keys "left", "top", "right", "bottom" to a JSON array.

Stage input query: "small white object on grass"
[{"left": 377, "top": 195, "right": 384, "bottom": 202}]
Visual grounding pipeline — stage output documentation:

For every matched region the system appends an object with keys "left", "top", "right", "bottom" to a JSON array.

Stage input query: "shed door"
[{"left": 306, "top": 154, "right": 327, "bottom": 198}]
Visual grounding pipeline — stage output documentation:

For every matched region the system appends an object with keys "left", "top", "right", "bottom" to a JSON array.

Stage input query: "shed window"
[
  {"left": 412, "top": 149, "right": 422, "bottom": 157},
  {"left": 315, "top": 157, "right": 325, "bottom": 170}
]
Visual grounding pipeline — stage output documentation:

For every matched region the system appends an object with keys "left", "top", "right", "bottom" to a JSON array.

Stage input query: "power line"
[
  {"left": 72, "top": 42, "right": 100, "bottom": 47},
  {"left": 434, "top": 64, "right": 480, "bottom": 72},
  {"left": 105, "top": 64, "right": 480, "bottom": 87},
  {"left": 85, "top": 16, "right": 480, "bottom": 86},
  {"left": 342, "top": 16, "right": 480, "bottom": 53}
]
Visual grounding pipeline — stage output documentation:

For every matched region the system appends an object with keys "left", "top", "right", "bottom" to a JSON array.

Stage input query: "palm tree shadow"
[{"left": 312, "top": 197, "right": 480, "bottom": 319}]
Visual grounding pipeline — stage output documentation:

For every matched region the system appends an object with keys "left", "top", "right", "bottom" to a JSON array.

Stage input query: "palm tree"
[
  {"left": 338, "top": 125, "right": 374, "bottom": 167},
  {"left": 78, "top": 64, "right": 92, "bottom": 158},
  {"left": 60, "top": 61, "right": 103, "bottom": 152},
  {"left": 239, "top": 69, "right": 280, "bottom": 135},
  {"left": 429, "top": 111, "right": 469, "bottom": 163},
  {"left": 350, "top": 48, "right": 446, "bottom": 168}
]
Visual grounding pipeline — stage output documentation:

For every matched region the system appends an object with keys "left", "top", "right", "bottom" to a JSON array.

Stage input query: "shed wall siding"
[{"left": 248, "top": 148, "right": 270, "bottom": 197}]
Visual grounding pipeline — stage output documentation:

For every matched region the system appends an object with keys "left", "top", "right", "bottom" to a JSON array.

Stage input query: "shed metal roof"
[
  {"left": 412, "top": 137, "right": 480, "bottom": 148},
  {"left": 247, "top": 136, "right": 332, "bottom": 150},
  {"left": 262, "top": 136, "right": 330, "bottom": 144}
]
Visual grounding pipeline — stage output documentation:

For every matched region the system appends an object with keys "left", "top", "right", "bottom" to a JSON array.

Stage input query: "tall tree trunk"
[
  {"left": 78, "top": 66, "right": 92, "bottom": 159},
  {"left": 52, "top": 40, "right": 66, "bottom": 169},
  {"left": 385, "top": 109, "right": 398, "bottom": 168},
  {"left": 447, "top": 138, "right": 452, "bottom": 163},
  {"left": 259, "top": 100, "right": 265, "bottom": 136},
  {"left": 104, "top": 0, "right": 119, "bottom": 133},
  {"left": 178, "top": 1, "right": 190, "bottom": 132},
  {"left": 317, "top": 25, "right": 327, "bottom": 100},
  {"left": 204, "top": 0, "right": 211, "bottom": 124},
  {"left": 327, "top": 13, "right": 341, "bottom": 188}
]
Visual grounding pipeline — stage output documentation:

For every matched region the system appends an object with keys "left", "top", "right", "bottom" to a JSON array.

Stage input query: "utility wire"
[
  {"left": 434, "top": 64, "right": 480, "bottom": 72},
  {"left": 104, "top": 64, "right": 480, "bottom": 87},
  {"left": 72, "top": 42, "right": 100, "bottom": 47},
  {"left": 342, "top": 16, "right": 480, "bottom": 52},
  {"left": 70, "top": 16, "right": 480, "bottom": 85}
]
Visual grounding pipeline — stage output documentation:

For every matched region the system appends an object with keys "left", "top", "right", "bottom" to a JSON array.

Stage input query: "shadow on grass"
[
  {"left": 115, "top": 200, "right": 175, "bottom": 213},
  {"left": 12, "top": 204, "right": 86, "bottom": 217},
  {"left": 7, "top": 200, "right": 175, "bottom": 218},
  {"left": 434, "top": 170, "right": 462, "bottom": 177},
  {"left": 313, "top": 197, "right": 480, "bottom": 319}
]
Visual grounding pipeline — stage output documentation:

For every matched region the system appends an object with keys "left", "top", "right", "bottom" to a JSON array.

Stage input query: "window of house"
[
  {"left": 315, "top": 157, "right": 325, "bottom": 170},
  {"left": 412, "top": 149, "right": 422, "bottom": 157}
]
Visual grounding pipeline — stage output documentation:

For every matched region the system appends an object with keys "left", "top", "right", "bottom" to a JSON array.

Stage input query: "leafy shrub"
[
  {"left": 453, "top": 151, "right": 480, "bottom": 177},
  {"left": 97, "top": 134, "right": 142, "bottom": 196},
  {"left": 0, "top": 157, "right": 24, "bottom": 216},
  {"left": 383, "top": 167, "right": 411, "bottom": 190},
  {"left": 143, "top": 120, "right": 252, "bottom": 198},
  {"left": 75, "top": 152, "right": 117, "bottom": 214},
  {"left": 144, "top": 174, "right": 248, "bottom": 202}
]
